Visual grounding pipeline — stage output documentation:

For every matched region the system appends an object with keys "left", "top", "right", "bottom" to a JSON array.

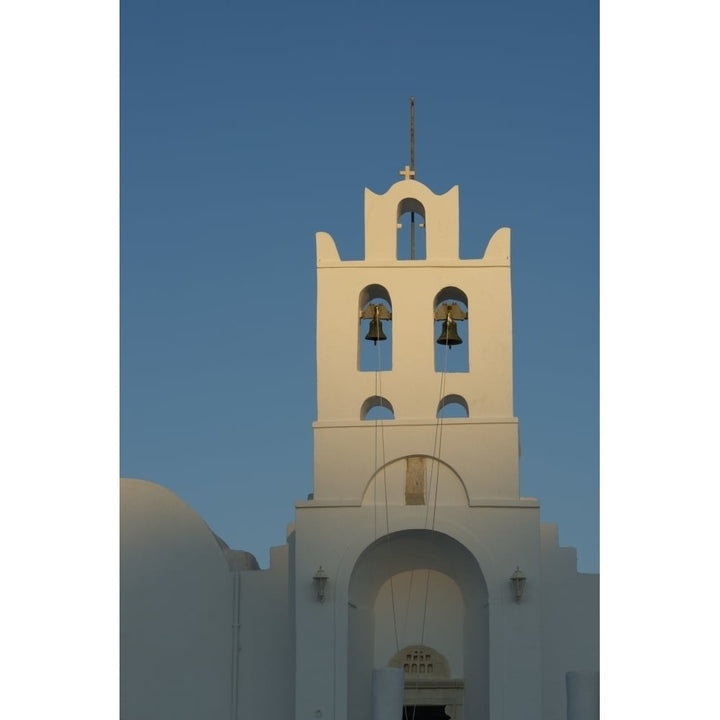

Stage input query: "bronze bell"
[
  {"left": 436, "top": 316, "right": 462, "bottom": 346},
  {"left": 365, "top": 318, "right": 387, "bottom": 345}
]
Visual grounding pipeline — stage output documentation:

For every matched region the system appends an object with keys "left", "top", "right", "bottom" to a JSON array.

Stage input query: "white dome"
[{"left": 120, "top": 478, "right": 233, "bottom": 720}]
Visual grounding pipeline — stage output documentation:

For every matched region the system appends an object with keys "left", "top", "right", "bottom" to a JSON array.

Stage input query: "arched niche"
[
  {"left": 361, "top": 395, "right": 395, "bottom": 421},
  {"left": 347, "top": 530, "right": 489, "bottom": 720},
  {"left": 433, "top": 287, "right": 469, "bottom": 373},
  {"left": 437, "top": 394, "right": 469, "bottom": 418},
  {"left": 360, "top": 455, "right": 469, "bottom": 507},
  {"left": 359, "top": 284, "right": 393, "bottom": 371},
  {"left": 397, "top": 197, "right": 426, "bottom": 260}
]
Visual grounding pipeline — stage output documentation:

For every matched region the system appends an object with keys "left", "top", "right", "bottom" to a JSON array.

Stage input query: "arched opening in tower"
[
  {"left": 397, "top": 198, "right": 426, "bottom": 260},
  {"left": 433, "top": 287, "right": 469, "bottom": 373},
  {"left": 361, "top": 395, "right": 395, "bottom": 421},
  {"left": 359, "top": 284, "right": 393, "bottom": 371},
  {"left": 437, "top": 394, "right": 469, "bottom": 418}
]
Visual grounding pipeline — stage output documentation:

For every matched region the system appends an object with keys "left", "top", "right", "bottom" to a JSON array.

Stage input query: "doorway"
[{"left": 403, "top": 706, "right": 450, "bottom": 720}]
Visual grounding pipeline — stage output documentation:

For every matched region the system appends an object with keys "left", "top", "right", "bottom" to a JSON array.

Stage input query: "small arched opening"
[
  {"left": 361, "top": 395, "right": 395, "bottom": 421},
  {"left": 437, "top": 394, "right": 469, "bottom": 418},
  {"left": 397, "top": 198, "right": 426, "bottom": 260}
]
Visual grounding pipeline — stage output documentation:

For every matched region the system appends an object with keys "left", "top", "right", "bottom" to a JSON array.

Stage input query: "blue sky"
[{"left": 121, "top": 0, "right": 599, "bottom": 571}]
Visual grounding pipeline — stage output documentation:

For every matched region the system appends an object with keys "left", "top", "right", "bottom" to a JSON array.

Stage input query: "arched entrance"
[{"left": 346, "top": 530, "right": 487, "bottom": 720}]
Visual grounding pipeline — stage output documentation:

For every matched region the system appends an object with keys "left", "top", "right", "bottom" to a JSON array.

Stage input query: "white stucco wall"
[
  {"left": 540, "top": 523, "right": 600, "bottom": 720},
  {"left": 313, "top": 420, "right": 520, "bottom": 501},
  {"left": 236, "top": 543, "right": 293, "bottom": 720},
  {"left": 292, "top": 502, "right": 547, "bottom": 720}
]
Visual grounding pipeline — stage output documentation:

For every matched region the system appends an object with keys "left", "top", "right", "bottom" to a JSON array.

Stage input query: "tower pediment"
[{"left": 364, "top": 178, "right": 460, "bottom": 262}]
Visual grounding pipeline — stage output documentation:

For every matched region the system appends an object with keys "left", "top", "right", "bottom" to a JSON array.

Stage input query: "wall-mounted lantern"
[
  {"left": 313, "top": 566, "right": 328, "bottom": 602},
  {"left": 510, "top": 566, "right": 526, "bottom": 602}
]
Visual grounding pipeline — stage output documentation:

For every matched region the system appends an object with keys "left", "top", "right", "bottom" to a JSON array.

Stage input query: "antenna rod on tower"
[
  {"left": 410, "top": 96, "right": 415, "bottom": 173},
  {"left": 410, "top": 97, "right": 416, "bottom": 260}
]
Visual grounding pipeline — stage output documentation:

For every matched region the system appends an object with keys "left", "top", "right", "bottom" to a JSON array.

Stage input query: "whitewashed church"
[{"left": 120, "top": 166, "right": 599, "bottom": 720}]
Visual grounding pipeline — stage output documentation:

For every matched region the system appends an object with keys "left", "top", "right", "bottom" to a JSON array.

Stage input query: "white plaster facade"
[{"left": 120, "top": 171, "right": 598, "bottom": 720}]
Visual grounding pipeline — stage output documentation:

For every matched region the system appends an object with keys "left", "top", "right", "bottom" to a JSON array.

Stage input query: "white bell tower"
[
  {"left": 292, "top": 157, "right": 546, "bottom": 720},
  {"left": 313, "top": 168, "right": 519, "bottom": 503}
]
